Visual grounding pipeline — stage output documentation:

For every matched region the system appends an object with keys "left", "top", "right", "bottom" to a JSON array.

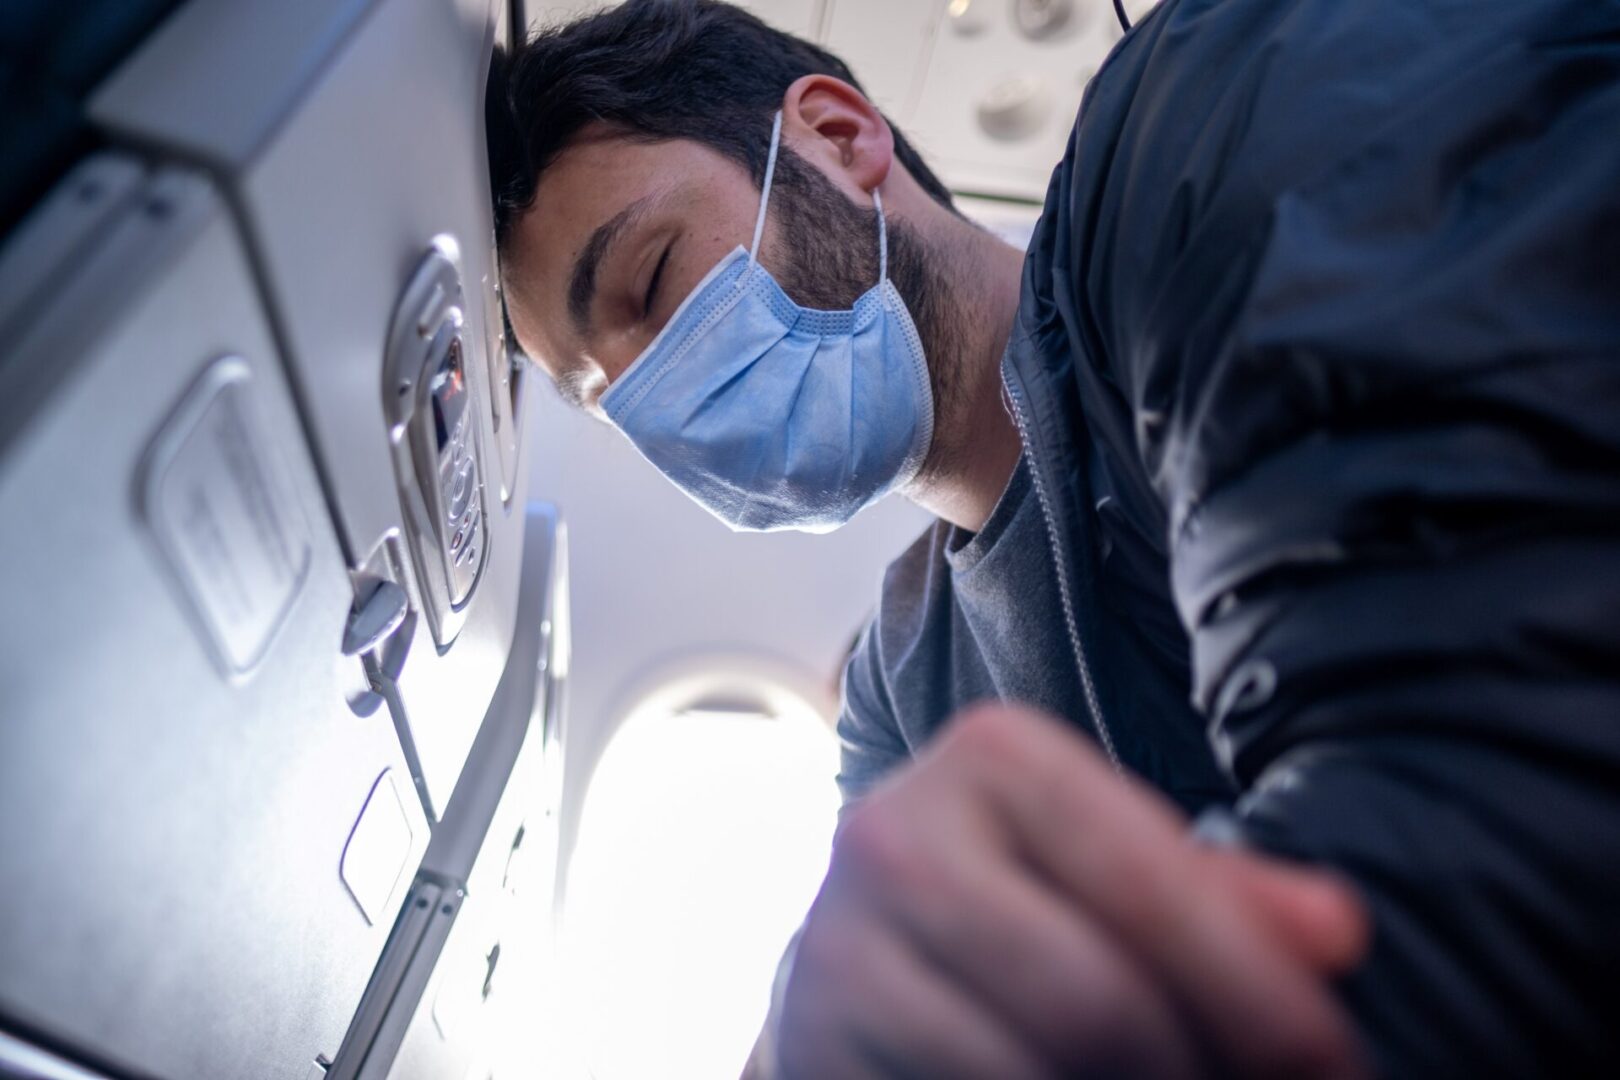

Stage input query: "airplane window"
[{"left": 559, "top": 676, "right": 840, "bottom": 1079}]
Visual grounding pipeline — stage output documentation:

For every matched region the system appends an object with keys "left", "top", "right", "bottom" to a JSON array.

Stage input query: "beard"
[{"left": 764, "top": 148, "right": 972, "bottom": 483}]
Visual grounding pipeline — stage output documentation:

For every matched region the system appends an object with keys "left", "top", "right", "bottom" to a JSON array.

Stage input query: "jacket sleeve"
[{"left": 1130, "top": 13, "right": 1620, "bottom": 1075}]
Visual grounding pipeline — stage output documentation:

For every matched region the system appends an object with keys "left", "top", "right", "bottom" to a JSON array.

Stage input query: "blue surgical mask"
[{"left": 599, "top": 111, "right": 935, "bottom": 533}]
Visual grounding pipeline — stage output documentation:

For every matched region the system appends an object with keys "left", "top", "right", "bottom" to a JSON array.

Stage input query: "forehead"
[{"left": 503, "top": 129, "right": 758, "bottom": 360}]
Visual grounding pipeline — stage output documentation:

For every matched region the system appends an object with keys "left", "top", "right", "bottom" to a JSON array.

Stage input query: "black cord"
[{"left": 1112, "top": 0, "right": 1132, "bottom": 32}]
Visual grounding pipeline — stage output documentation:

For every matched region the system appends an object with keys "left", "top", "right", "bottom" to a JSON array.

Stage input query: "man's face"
[
  {"left": 501, "top": 119, "right": 965, "bottom": 498},
  {"left": 501, "top": 122, "right": 941, "bottom": 414},
  {"left": 502, "top": 127, "right": 780, "bottom": 413}
]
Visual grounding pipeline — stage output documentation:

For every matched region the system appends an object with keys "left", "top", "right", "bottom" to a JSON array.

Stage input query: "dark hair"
[{"left": 486, "top": 0, "right": 955, "bottom": 249}]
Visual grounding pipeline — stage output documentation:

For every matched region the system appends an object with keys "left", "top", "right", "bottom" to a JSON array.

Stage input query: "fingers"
[
  {"left": 777, "top": 898, "right": 1055, "bottom": 1080},
  {"left": 791, "top": 756, "right": 1199, "bottom": 1080},
  {"left": 1200, "top": 849, "right": 1370, "bottom": 975},
  {"left": 934, "top": 704, "right": 1369, "bottom": 1079},
  {"left": 779, "top": 703, "right": 1369, "bottom": 1080},
  {"left": 877, "top": 814, "right": 1202, "bottom": 1079}
]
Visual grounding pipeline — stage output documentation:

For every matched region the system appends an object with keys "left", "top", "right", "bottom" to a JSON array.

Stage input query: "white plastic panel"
[
  {"left": 507, "top": 1, "right": 1118, "bottom": 203},
  {"left": 740, "top": 0, "right": 825, "bottom": 37},
  {"left": 0, "top": 164, "right": 427, "bottom": 1080},
  {"left": 1124, "top": 0, "right": 1164, "bottom": 24},
  {"left": 92, "top": 0, "right": 532, "bottom": 819},
  {"left": 821, "top": 0, "right": 942, "bottom": 121},
  {"left": 899, "top": 0, "right": 1125, "bottom": 200},
  {"left": 399, "top": 507, "right": 559, "bottom": 1079},
  {"left": 523, "top": 0, "right": 823, "bottom": 37},
  {"left": 232, "top": 0, "right": 527, "bottom": 817},
  {"left": 0, "top": 1030, "right": 111, "bottom": 1080},
  {"left": 957, "top": 193, "right": 1045, "bottom": 251},
  {"left": 0, "top": 157, "right": 144, "bottom": 343},
  {"left": 382, "top": 715, "right": 553, "bottom": 1080},
  {"left": 331, "top": 507, "right": 562, "bottom": 1080},
  {"left": 511, "top": 0, "right": 1107, "bottom": 201},
  {"left": 343, "top": 771, "right": 423, "bottom": 926},
  {"left": 351, "top": 885, "right": 463, "bottom": 1080},
  {"left": 82, "top": 0, "right": 375, "bottom": 168}
]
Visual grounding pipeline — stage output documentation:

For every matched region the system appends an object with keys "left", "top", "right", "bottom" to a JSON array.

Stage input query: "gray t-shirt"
[{"left": 837, "top": 457, "right": 1230, "bottom": 812}]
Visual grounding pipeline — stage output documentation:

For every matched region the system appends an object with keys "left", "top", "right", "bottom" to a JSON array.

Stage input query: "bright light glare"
[{"left": 561, "top": 701, "right": 841, "bottom": 1080}]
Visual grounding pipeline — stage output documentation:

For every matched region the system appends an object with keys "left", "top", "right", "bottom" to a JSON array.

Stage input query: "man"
[{"left": 488, "top": 0, "right": 1620, "bottom": 1075}]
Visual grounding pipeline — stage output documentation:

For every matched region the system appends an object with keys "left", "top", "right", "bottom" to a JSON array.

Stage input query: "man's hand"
[{"left": 768, "top": 704, "right": 1369, "bottom": 1079}]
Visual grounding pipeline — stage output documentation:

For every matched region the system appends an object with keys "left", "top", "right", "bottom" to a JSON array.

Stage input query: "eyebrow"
[{"left": 567, "top": 193, "right": 658, "bottom": 337}]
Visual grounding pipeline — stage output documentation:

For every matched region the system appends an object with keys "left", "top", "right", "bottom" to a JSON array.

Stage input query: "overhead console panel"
[
  {"left": 0, "top": 159, "right": 429, "bottom": 1080},
  {"left": 383, "top": 239, "right": 492, "bottom": 648},
  {"left": 90, "top": 0, "right": 531, "bottom": 820},
  {"left": 0, "top": 0, "right": 552, "bottom": 1076}
]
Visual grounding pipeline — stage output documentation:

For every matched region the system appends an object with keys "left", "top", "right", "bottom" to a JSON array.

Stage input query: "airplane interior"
[{"left": 0, "top": 2, "right": 1155, "bottom": 1078}]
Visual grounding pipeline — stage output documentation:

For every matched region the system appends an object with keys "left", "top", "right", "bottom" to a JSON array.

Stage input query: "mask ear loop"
[
  {"left": 750, "top": 109, "right": 890, "bottom": 289},
  {"left": 748, "top": 110, "right": 784, "bottom": 269},
  {"left": 874, "top": 188, "right": 889, "bottom": 285}
]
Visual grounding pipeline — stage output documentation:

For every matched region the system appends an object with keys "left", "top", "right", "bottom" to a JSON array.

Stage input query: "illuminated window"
[{"left": 560, "top": 672, "right": 840, "bottom": 1080}]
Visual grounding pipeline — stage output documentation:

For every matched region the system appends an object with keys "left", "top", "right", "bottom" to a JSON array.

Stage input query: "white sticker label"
[
  {"left": 341, "top": 770, "right": 415, "bottom": 926},
  {"left": 144, "top": 357, "right": 311, "bottom": 675}
]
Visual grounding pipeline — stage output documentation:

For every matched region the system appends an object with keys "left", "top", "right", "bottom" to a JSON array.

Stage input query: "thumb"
[{"left": 1202, "top": 849, "right": 1371, "bottom": 976}]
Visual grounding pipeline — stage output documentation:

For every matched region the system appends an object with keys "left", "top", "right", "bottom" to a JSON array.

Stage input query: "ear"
[{"left": 780, "top": 74, "right": 894, "bottom": 203}]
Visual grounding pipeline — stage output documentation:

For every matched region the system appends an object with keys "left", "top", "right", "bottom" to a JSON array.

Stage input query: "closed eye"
[{"left": 644, "top": 244, "right": 672, "bottom": 319}]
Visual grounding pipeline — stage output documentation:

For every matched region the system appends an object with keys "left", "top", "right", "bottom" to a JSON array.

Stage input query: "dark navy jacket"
[
  {"left": 842, "top": 0, "right": 1620, "bottom": 1073},
  {"left": 1007, "top": 0, "right": 1620, "bottom": 1073}
]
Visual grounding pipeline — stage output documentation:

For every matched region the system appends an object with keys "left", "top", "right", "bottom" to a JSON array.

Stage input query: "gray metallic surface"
[
  {"left": 328, "top": 877, "right": 446, "bottom": 1080},
  {"left": 382, "top": 240, "right": 492, "bottom": 647},
  {"left": 91, "top": 0, "right": 529, "bottom": 818},
  {"left": 345, "top": 577, "right": 412, "bottom": 658},
  {"left": 420, "top": 506, "right": 559, "bottom": 886},
  {"left": 0, "top": 159, "right": 186, "bottom": 459},
  {"left": 387, "top": 689, "right": 555, "bottom": 1080},
  {"left": 0, "top": 1030, "right": 111, "bottom": 1080},
  {"left": 332, "top": 506, "right": 564, "bottom": 1080},
  {"left": 355, "top": 887, "right": 465, "bottom": 1080},
  {"left": 0, "top": 156, "right": 144, "bottom": 348},
  {"left": 0, "top": 170, "right": 428, "bottom": 1080},
  {"left": 387, "top": 507, "right": 563, "bottom": 1080},
  {"left": 85, "top": 0, "right": 377, "bottom": 168}
]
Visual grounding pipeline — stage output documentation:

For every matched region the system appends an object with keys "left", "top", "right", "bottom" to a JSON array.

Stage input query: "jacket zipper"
[{"left": 1001, "top": 358, "right": 1123, "bottom": 775}]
